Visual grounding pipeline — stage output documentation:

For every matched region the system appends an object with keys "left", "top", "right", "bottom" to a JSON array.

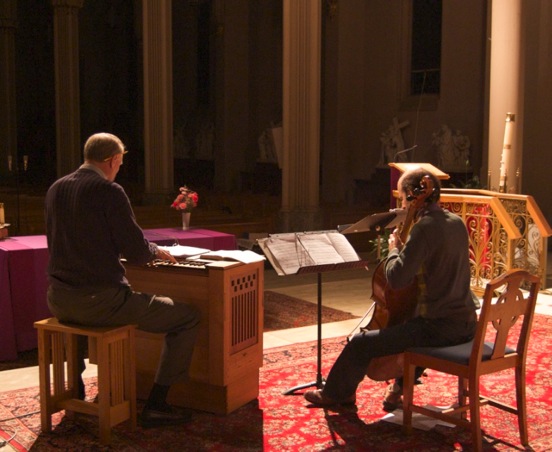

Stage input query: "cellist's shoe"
[
  {"left": 382, "top": 382, "right": 403, "bottom": 412},
  {"left": 304, "top": 389, "right": 356, "bottom": 407}
]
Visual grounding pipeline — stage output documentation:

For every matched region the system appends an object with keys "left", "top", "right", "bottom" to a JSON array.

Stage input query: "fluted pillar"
[
  {"left": 0, "top": 0, "right": 17, "bottom": 180},
  {"left": 280, "top": 0, "right": 322, "bottom": 232},
  {"left": 51, "top": 0, "right": 83, "bottom": 177},
  {"left": 488, "top": 0, "right": 523, "bottom": 192},
  {"left": 142, "top": 0, "right": 174, "bottom": 203}
]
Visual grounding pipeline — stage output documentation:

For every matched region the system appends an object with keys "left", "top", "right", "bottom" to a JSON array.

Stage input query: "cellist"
[{"left": 304, "top": 168, "right": 478, "bottom": 411}]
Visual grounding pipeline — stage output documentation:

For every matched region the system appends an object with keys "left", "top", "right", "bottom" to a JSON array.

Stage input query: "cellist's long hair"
[{"left": 398, "top": 168, "right": 441, "bottom": 204}]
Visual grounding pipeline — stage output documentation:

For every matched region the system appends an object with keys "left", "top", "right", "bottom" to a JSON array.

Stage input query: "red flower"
[{"left": 171, "top": 186, "right": 199, "bottom": 212}]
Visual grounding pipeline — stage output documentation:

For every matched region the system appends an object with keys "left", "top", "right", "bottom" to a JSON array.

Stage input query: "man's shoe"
[
  {"left": 382, "top": 382, "right": 403, "bottom": 412},
  {"left": 304, "top": 389, "right": 356, "bottom": 407},
  {"left": 139, "top": 403, "right": 193, "bottom": 428}
]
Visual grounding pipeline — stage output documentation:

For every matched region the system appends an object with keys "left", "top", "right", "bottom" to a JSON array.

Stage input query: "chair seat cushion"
[{"left": 407, "top": 341, "right": 516, "bottom": 365}]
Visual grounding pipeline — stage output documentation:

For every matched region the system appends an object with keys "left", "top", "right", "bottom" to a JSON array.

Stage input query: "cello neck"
[
  {"left": 398, "top": 205, "right": 418, "bottom": 244},
  {"left": 398, "top": 175, "right": 435, "bottom": 244}
]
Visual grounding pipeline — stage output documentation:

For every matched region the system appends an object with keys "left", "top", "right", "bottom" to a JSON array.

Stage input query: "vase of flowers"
[
  {"left": 171, "top": 186, "right": 199, "bottom": 230},
  {"left": 181, "top": 211, "right": 191, "bottom": 230}
]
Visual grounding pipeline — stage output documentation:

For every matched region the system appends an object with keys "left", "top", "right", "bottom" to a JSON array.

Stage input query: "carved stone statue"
[
  {"left": 258, "top": 128, "right": 274, "bottom": 162},
  {"left": 452, "top": 129, "right": 471, "bottom": 168},
  {"left": 258, "top": 123, "right": 282, "bottom": 165},
  {"left": 433, "top": 125, "right": 471, "bottom": 172},
  {"left": 378, "top": 117, "right": 409, "bottom": 166}
]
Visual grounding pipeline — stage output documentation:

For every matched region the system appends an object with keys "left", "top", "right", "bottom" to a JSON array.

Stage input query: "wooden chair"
[
  {"left": 402, "top": 269, "right": 540, "bottom": 452},
  {"left": 34, "top": 318, "right": 137, "bottom": 445}
]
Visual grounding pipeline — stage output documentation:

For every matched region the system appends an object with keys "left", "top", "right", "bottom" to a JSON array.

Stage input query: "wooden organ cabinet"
[{"left": 124, "top": 259, "right": 264, "bottom": 415}]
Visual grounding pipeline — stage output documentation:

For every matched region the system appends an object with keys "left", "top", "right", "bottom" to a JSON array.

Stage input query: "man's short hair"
[
  {"left": 398, "top": 168, "right": 441, "bottom": 203},
  {"left": 83, "top": 133, "right": 125, "bottom": 162}
]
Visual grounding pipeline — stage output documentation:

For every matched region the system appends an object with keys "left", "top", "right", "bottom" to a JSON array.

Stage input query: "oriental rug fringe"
[{"left": 1, "top": 315, "right": 552, "bottom": 451}]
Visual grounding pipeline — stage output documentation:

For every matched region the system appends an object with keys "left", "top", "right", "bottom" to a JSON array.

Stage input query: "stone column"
[
  {"left": 488, "top": 0, "right": 523, "bottom": 192},
  {"left": 281, "top": 0, "right": 322, "bottom": 232},
  {"left": 0, "top": 0, "right": 17, "bottom": 180},
  {"left": 51, "top": 0, "right": 83, "bottom": 177},
  {"left": 142, "top": 0, "right": 174, "bottom": 203}
]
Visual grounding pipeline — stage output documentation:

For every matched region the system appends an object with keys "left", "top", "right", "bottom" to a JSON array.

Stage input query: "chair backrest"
[{"left": 469, "top": 269, "right": 540, "bottom": 368}]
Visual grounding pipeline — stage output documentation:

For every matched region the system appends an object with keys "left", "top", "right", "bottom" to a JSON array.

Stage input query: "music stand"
[
  {"left": 282, "top": 260, "right": 369, "bottom": 395},
  {"left": 338, "top": 208, "right": 406, "bottom": 235},
  {"left": 257, "top": 230, "right": 370, "bottom": 395}
]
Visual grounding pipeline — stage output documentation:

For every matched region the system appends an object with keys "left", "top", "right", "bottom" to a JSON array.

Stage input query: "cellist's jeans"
[{"left": 321, "top": 315, "right": 476, "bottom": 401}]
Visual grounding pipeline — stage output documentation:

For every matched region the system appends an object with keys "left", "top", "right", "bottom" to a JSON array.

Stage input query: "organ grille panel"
[{"left": 230, "top": 272, "right": 259, "bottom": 353}]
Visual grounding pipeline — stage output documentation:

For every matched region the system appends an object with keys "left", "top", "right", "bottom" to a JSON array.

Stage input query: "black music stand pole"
[
  {"left": 283, "top": 271, "right": 325, "bottom": 394},
  {"left": 282, "top": 261, "right": 368, "bottom": 395}
]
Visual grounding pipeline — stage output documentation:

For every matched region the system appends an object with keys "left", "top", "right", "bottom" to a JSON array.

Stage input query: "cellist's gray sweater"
[{"left": 385, "top": 204, "right": 477, "bottom": 322}]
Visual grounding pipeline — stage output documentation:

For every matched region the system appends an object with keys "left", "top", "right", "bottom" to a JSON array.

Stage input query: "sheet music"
[
  {"left": 258, "top": 231, "right": 362, "bottom": 276},
  {"left": 297, "top": 232, "right": 359, "bottom": 264},
  {"left": 157, "top": 245, "right": 210, "bottom": 258},
  {"left": 194, "top": 249, "right": 266, "bottom": 264},
  {"left": 260, "top": 234, "right": 311, "bottom": 275}
]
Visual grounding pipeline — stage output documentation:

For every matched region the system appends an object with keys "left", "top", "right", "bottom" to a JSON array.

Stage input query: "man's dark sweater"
[{"left": 45, "top": 164, "right": 157, "bottom": 290}]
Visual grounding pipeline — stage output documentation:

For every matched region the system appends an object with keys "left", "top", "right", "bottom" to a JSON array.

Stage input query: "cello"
[{"left": 363, "top": 175, "right": 435, "bottom": 381}]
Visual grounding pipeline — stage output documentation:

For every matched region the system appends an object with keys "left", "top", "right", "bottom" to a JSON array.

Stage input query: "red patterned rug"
[
  {"left": 1, "top": 315, "right": 552, "bottom": 451},
  {"left": 264, "top": 290, "right": 359, "bottom": 331}
]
